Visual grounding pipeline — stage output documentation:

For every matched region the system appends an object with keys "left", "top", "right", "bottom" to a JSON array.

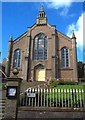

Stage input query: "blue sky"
[{"left": 1, "top": 1, "right": 84, "bottom": 62}]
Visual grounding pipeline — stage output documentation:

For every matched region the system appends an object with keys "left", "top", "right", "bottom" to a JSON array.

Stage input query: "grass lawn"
[
  {"left": 47, "top": 85, "right": 85, "bottom": 103},
  {"left": 54, "top": 85, "right": 84, "bottom": 89}
]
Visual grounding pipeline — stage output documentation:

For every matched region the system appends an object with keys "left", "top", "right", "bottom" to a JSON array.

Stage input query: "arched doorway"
[{"left": 34, "top": 64, "right": 45, "bottom": 81}]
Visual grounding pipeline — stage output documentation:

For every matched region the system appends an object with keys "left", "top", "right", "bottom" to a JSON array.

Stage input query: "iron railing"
[{"left": 20, "top": 87, "right": 85, "bottom": 108}]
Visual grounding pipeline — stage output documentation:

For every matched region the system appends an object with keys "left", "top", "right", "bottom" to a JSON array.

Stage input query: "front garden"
[{"left": 20, "top": 80, "right": 85, "bottom": 108}]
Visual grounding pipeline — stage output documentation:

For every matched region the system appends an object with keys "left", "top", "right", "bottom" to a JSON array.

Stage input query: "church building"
[{"left": 6, "top": 6, "right": 78, "bottom": 82}]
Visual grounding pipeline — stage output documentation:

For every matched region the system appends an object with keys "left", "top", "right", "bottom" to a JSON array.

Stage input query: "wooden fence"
[{"left": 20, "top": 88, "right": 84, "bottom": 108}]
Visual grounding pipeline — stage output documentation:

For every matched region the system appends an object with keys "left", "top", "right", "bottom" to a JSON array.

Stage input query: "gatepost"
[{"left": 4, "top": 68, "right": 22, "bottom": 119}]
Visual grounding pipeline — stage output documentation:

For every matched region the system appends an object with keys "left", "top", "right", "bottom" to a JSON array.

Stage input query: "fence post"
[
  {"left": 44, "top": 88, "right": 45, "bottom": 107},
  {"left": 56, "top": 89, "right": 57, "bottom": 107},
  {"left": 70, "top": 89, "right": 72, "bottom": 108},
  {"left": 46, "top": 89, "right": 48, "bottom": 107},
  {"left": 31, "top": 88, "right": 34, "bottom": 107},
  {"left": 38, "top": 88, "right": 40, "bottom": 107},
  {"left": 64, "top": 89, "right": 66, "bottom": 107},
  {"left": 34, "top": 88, "right": 36, "bottom": 107},
  {"left": 67, "top": 89, "right": 69, "bottom": 107},
  {"left": 61, "top": 89, "right": 63, "bottom": 108},
  {"left": 53, "top": 89, "right": 54, "bottom": 107},
  {"left": 76, "top": 89, "right": 78, "bottom": 108},
  {"left": 4, "top": 69, "right": 22, "bottom": 119},
  {"left": 40, "top": 88, "right": 42, "bottom": 107},
  {"left": 50, "top": 89, "right": 51, "bottom": 107}
]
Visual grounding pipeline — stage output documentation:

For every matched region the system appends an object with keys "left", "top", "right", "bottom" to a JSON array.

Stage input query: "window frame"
[
  {"left": 33, "top": 33, "right": 48, "bottom": 61},
  {"left": 13, "top": 48, "right": 21, "bottom": 68},
  {"left": 61, "top": 47, "right": 70, "bottom": 68}
]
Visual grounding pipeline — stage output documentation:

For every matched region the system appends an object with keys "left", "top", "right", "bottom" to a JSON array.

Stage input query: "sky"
[{"left": 1, "top": 1, "right": 85, "bottom": 63}]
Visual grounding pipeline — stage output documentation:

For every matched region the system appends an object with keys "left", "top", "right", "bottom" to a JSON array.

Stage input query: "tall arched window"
[
  {"left": 61, "top": 47, "right": 69, "bottom": 68},
  {"left": 13, "top": 49, "right": 21, "bottom": 68},
  {"left": 33, "top": 33, "right": 48, "bottom": 60}
]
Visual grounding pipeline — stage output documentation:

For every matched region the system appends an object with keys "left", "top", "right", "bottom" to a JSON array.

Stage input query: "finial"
[
  {"left": 13, "top": 68, "right": 19, "bottom": 78},
  {"left": 10, "top": 35, "right": 12, "bottom": 38},
  {"left": 9, "top": 35, "right": 13, "bottom": 42},
  {"left": 72, "top": 30, "right": 76, "bottom": 39},
  {"left": 40, "top": 5, "right": 44, "bottom": 12}
]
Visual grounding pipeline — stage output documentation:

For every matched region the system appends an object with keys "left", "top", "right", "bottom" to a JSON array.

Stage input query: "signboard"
[
  {"left": 6, "top": 86, "right": 17, "bottom": 99},
  {"left": 27, "top": 93, "right": 36, "bottom": 98}
]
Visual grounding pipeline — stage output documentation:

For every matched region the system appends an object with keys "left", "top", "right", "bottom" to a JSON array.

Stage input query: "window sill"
[
  {"left": 60, "top": 68, "right": 73, "bottom": 70},
  {"left": 33, "top": 60, "right": 48, "bottom": 62}
]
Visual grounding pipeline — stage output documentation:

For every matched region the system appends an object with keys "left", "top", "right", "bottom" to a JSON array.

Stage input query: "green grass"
[
  {"left": 54, "top": 85, "right": 84, "bottom": 89},
  {"left": 0, "top": 83, "right": 6, "bottom": 90},
  {"left": 49, "top": 85, "right": 84, "bottom": 99},
  {"left": 45, "top": 85, "right": 84, "bottom": 107}
]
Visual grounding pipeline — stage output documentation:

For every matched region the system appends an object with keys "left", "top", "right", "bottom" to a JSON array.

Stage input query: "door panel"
[{"left": 36, "top": 69, "right": 45, "bottom": 81}]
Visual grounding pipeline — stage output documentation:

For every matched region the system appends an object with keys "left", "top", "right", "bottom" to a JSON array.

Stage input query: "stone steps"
[
  {"left": 0, "top": 99, "right": 6, "bottom": 119},
  {"left": 0, "top": 113, "right": 4, "bottom": 120}
]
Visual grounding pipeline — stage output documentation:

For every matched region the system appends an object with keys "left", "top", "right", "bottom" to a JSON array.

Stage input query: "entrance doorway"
[
  {"left": 34, "top": 64, "right": 45, "bottom": 81},
  {"left": 36, "top": 69, "right": 45, "bottom": 81}
]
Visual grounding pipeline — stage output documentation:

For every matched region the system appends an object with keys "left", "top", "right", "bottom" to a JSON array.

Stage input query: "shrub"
[
  {"left": 58, "top": 80, "right": 76, "bottom": 85},
  {"left": 58, "top": 80, "right": 65, "bottom": 85},
  {"left": 2, "top": 83, "right": 7, "bottom": 90},
  {"left": 49, "top": 80, "right": 59, "bottom": 87},
  {"left": 49, "top": 80, "right": 76, "bottom": 87}
]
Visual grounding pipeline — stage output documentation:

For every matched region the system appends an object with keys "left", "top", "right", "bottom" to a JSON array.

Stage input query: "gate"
[{"left": 19, "top": 87, "right": 85, "bottom": 109}]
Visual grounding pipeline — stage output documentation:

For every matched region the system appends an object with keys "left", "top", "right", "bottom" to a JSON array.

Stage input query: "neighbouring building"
[
  {"left": 0, "top": 64, "right": 6, "bottom": 82},
  {"left": 6, "top": 6, "right": 78, "bottom": 82}
]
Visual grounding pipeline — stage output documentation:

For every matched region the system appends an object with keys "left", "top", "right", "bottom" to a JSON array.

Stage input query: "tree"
[{"left": 77, "top": 61, "right": 84, "bottom": 79}]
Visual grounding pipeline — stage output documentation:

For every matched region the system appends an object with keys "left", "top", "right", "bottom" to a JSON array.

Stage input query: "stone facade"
[{"left": 6, "top": 6, "right": 78, "bottom": 82}]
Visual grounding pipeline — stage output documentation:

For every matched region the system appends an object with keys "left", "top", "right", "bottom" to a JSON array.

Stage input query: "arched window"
[
  {"left": 13, "top": 49, "right": 21, "bottom": 68},
  {"left": 61, "top": 47, "right": 69, "bottom": 68},
  {"left": 33, "top": 33, "right": 48, "bottom": 60}
]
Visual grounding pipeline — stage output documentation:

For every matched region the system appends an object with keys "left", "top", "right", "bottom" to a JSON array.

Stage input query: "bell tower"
[{"left": 36, "top": 6, "right": 47, "bottom": 25}]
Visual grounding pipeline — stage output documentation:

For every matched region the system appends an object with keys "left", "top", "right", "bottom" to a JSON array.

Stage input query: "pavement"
[{"left": 18, "top": 110, "right": 85, "bottom": 119}]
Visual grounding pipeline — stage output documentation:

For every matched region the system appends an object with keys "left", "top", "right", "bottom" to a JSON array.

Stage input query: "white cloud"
[
  {"left": 46, "top": 0, "right": 72, "bottom": 9},
  {"left": 67, "top": 12, "right": 84, "bottom": 50},
  {"left": 44, "top": 0, "right": 73, "bottom": 16},
  {"left": 45, "top": 0, "right": 84, "bottom": 16},
  {"left": 59, "top": 7, "right": 69, "bottom": 16}
]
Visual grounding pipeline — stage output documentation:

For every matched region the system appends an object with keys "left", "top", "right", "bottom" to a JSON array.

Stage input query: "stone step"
[
  {"left": 0, "top": 99, "right": 6, "bottom": 119},
  {"left": 0, "top": 113, "right": 4, "bottom": 116},
  {"left": 0, "top": 113, "right": 4, "bottom": 119},
  {"left": 0, "top": 99, "right": 6, "bottom": 101},
  {"left": 0, "top": 102, "right": 6, "bottom": 105},
  {"left": 0, "top": 100, "right": 6, "bottom": 107}
]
